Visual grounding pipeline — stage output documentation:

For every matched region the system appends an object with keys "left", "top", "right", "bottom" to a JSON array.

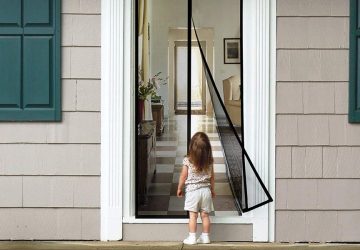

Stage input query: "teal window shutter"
[
  {"left": 349, "top": 0, "right": 360, "bottom": 123},
  {"left": 0, "top": 0, "right": 61, "bottom": 121}
]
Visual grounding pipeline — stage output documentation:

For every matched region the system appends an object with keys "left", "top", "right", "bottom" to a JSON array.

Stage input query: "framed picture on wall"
[{"left": 224, "top": 38, "right": 241, "bottom": 64}]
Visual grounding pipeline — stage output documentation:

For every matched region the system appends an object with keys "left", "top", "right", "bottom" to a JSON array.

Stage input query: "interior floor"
[{"left": 138, "top": 115, "right": 238, "bottom": 216}]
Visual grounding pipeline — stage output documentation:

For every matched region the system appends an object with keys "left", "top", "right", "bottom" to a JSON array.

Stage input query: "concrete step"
[{"left": 0, "top": 242, "right": 360, "bottom": 250}]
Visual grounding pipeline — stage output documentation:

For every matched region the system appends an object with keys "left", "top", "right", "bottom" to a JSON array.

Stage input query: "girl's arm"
[
  {"left": 177, "top": 165, "right": 188, "bottom": 197},
  {"left": 210, "top": 165, "right": 216, "bottom": 198}
]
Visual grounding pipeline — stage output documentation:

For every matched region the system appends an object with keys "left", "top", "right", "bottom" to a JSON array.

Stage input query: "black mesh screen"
[{"left": 193, "top": 20, "right": 273, "bottom": 213}]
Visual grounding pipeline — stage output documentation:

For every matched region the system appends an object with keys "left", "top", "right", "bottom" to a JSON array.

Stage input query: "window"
[
  {"left": 349, "top": 0, "right": 360, "bottom": 123},
  {"left": 0, "top": 0, "right": 61, "bottom": 121}
]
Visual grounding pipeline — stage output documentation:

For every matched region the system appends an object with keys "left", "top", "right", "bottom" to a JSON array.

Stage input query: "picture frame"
[{"left": 224, "top": 38, "right": 241, "bottom": 64}]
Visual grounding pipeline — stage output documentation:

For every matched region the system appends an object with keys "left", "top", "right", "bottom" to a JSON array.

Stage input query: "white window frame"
[{"left": 101, "top": 0, "right": 276, "bottom": 242}]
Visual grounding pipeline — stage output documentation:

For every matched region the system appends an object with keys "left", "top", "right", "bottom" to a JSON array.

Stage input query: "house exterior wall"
[
  {"left": 276, "top": 0, "right": 360, "bottom": 242},
  {"left": 2, "top": 0, "right": 360, "bottom": 242},
  {"left": 0, "top": 0, "right": 101, "bottom": 240}
]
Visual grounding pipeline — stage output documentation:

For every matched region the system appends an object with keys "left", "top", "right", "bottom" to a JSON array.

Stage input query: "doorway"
[
  {"left": 174, "top": 41, "right": 206, "bottom": 115},
  {"left": 101, "top": 0, "right": 277, "bottom": 242},
  {"left": 135, "top": 0, "right": 250, "bottom": 219}
]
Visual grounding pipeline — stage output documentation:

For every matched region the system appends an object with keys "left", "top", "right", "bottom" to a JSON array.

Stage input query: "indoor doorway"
[{"left": 174, "top": 41, "right": 206, "bottom": 114}]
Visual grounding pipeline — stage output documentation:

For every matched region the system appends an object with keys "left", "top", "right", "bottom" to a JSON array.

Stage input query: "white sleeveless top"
[{"left": 183, "top": 157, "right": 212, "bottom": 192}]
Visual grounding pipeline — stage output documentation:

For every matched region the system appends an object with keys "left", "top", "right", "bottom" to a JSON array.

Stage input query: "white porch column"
[{"left": 101, "top": 0, "right": 133, "bottom": 241}]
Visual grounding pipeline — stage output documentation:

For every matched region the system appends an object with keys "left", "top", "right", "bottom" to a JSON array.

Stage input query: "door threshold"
[{"left": 123, "top": 214, "right": 255, "bottom": 224}]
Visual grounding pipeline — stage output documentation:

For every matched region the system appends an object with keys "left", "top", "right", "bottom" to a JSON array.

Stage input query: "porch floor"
[{"left": 1, "top": 241, "right": 360, "bottom": 250}]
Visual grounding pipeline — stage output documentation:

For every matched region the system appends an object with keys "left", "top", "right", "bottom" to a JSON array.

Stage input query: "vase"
[
  {"left": 138, "top": 99, "right": 145, "bottom": 122},
  {"left": 144, "top": 96, "right": 153, "bottom": 121}
]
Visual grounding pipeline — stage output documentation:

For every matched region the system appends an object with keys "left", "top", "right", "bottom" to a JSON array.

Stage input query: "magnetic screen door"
[{"left": 135, "top": 0, "right": 272, "bottom": 219}]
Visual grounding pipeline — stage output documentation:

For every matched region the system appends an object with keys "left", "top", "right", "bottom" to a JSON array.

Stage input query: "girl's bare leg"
[
  {"left": 200, "top": 211, "right": 210, "bottom": 233},
  {"left": 188, "top": 211, "right": 198, "bottom": 233}
]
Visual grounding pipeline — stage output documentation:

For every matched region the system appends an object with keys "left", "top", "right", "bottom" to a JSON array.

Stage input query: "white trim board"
[
  {"left": 269, "top": 0, "right": 277, "bottom": 242},
  {"left": 101, "top": 0, "right": 133, "bottom": 241},
  {"left": 243, "top": 0, "right": 274, "bottom": 241},
  {"left": 101, "top": 0, "right": 276, "bottom": 242}
]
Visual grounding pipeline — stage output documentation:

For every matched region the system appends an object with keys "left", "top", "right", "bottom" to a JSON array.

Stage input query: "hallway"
[{"left": 138, "top": 115, "right": 238, "bottom": 216}]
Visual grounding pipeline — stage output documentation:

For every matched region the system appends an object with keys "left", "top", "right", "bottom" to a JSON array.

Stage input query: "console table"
[
  {"left": 151, "top": 103, "right": 164, "bottom": 136},
  {"left": 137, "top": 121, "right": 156, "bottom": 205}
]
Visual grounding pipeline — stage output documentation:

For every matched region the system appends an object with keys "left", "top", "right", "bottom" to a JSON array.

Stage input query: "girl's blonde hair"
[{"left": 187, "top": 132, "right": 214, "bottom": 172}]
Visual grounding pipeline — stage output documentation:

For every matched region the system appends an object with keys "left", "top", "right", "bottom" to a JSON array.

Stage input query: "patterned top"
[{"left": 183, "top": 157, "right": 212, "bottom": 192}]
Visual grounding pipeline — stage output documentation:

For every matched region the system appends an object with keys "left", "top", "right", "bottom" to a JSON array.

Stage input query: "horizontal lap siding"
[
  {"left": 276, "top": 0, "right": 360, "bottom": 242},
  {"left": 0, "top": 0, "right": 101, "bottom": 240}
]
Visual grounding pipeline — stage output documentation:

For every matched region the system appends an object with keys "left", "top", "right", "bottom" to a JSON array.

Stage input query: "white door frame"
[
  {"left": 100, "top": 0, "right": 276, "bottom": 241},
  {"left": 242, "top": 0, "right": 276, "bottom": 241},
  {"left": 100, "top": 0, "right": 133, "bottom": 241}
]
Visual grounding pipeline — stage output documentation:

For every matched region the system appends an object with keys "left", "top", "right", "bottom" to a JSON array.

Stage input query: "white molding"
[
  {"left": 268, "top": 0, "right": 277, "bottom": 243},
  {"left": 101, "top": 0, "right": 132, "bottom": 241},
  {"left": 122, "top": 0, "right": 136, "bottom": 223},
  {"left": 243, "top": 0, "right": 274, "bottom": 242}
]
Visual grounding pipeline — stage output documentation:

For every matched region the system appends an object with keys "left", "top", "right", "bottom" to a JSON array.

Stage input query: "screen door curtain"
[{"left": 193, "top": 20, "right": 273, "bottom": 213}]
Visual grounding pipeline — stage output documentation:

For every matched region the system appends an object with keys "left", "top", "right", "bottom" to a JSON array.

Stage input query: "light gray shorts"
[{"left": 184, "top": 187, "right": 214, "bottom": 213}]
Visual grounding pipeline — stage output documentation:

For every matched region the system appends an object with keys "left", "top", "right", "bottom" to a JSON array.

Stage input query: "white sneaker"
[
  {"left": 183, "top": 235, "right": 197, "bottom": 245},
  {"left": 197, "top": 234, "right": 211, "bottom": 244}
]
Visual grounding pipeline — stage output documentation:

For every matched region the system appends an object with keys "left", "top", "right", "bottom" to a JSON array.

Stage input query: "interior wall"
[{"left": 150, "top": 0, "right": 241, "bottom": 116}]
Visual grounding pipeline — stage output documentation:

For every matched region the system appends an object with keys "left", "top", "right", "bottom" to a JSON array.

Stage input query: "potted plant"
[
  {"left": 151, "top": 94, "right": 162, "bottom": 103},
  {"left": 138, "top": 70, "right": 167, "bottom": 121}
]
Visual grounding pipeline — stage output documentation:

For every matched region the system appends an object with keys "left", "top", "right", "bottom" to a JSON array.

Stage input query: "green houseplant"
[{"left": 138, "top": 70, "right": 167, "bottom": 121}]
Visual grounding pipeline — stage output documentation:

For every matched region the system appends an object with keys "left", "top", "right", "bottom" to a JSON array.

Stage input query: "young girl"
[{"left": 177, "top": 132, "right": 215, "bottom": 245}]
